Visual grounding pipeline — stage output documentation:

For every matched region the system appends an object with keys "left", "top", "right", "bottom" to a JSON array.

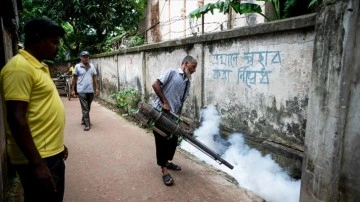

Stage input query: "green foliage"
[
  {"left": 263, "top": 0, "right": 281, "bottom": 20},
  {"left": 190, "top": 0, "right": 319, "bottom": 22},
  {"left": 128, "top": 35, "right": 145, "bottom": 47},
  {"left": 103, "top": 28, "right": 145, "bottom": 50},
  {"left": 20, "top": 0, "right": 147, "bottom": 59},
  {"left": 282, "top": 0, "right": 321, "bottom": 18},
  {"left": 111, "top": 88, "right": 141, "bottom": 114},
  {"left": 308, "top": 0, "right": 321, "bottom": 8},
  {"left": 284, "top": 0, "right": 297, "bottom": 18},
  {"left": 190, "top": 1, "right": 268, "bottom": 21}
]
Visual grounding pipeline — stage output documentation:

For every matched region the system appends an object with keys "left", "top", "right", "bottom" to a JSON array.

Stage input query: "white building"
[{"left": 143, "top": 0, "right": 266, "bottom": 43}]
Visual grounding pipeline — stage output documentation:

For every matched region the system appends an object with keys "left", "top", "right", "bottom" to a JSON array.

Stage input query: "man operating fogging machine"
[{"left": 138, "top": 55, "right": 233, "bottom": 187}]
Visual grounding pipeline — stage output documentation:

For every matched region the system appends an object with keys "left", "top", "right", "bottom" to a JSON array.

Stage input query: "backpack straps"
[{"left": 179, "top": 80, "right": 189, "bottom": 113}]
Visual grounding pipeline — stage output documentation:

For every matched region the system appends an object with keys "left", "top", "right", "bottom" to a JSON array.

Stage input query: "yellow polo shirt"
[
  {"left": 0, "top": 49, "right": 65, "bottom": 164},
  {"left": 69, "top": 66, "right": 74, "bottom": 73}
]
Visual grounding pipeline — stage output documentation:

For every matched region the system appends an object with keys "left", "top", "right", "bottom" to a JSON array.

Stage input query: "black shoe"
[{"left": 162, "top": 173, "right": 174, "bottom": 186}]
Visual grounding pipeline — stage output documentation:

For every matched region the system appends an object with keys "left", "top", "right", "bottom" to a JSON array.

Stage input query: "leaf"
[
  {"left": 190, "top": 2, "right": 223, "bottom": 18},
  {"left": 308, "top": 0, "right": 318, "bottom": 8},
  {"left": 190, "top": 1, "right": 263, "bottom": 18},
  {"left": 231, "top": 3, "right": 262, "bottom": 14}
]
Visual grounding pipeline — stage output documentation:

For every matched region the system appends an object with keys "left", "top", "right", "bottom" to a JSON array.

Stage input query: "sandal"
[
  {"left": 162, "top": 173, "right": 174, "bottom": 186},
  {"left": 166, "top": 162, "right": 181, "bottom": 171}
]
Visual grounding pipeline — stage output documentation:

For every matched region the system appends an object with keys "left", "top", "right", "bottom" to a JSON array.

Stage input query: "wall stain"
[
  {"left": 150, "top": 2, "right": 161, "bottom": 42},
  {"left": 102, "top": 78, "right": 118, "bottom": 95}
]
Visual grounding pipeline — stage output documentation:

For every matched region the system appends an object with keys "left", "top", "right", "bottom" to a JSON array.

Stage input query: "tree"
[{"left": 20, "top": 0, "right": 147, "bottom": 60}]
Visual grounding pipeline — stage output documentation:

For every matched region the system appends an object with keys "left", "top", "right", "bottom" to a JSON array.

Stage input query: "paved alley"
[{"left": 62, "top": 97, "right": 263, "bottom": 202}]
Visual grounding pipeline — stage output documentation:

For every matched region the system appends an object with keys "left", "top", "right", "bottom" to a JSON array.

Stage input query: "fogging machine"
[{"left": 136, "top": 102, "right": 234, "bottom": 170}]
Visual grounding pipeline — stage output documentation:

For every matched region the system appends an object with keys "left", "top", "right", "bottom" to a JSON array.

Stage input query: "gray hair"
[{"left": 181, "top": 55, "right": 197, "bottom": 65}]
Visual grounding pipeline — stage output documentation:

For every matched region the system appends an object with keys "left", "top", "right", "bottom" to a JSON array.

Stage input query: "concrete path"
[{"left": 62, "top": 97, "right": 263, "bottom": 202}]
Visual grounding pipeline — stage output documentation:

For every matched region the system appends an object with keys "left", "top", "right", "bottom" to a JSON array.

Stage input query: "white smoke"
[{"left": 180, "top": 105, "right": 301, "bottom": 202}]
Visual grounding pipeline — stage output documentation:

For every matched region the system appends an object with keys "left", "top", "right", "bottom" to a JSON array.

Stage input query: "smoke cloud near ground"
[{"left": 180, "top": 105, "right": 300, "bottom": 202}]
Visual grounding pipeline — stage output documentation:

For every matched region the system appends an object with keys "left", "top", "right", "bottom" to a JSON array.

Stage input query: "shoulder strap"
[{"left": 179, "top": 80, "right": 189, "bottom": 113}]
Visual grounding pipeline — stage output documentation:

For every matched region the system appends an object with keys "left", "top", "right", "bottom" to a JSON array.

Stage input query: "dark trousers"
[
  {"left": 153, "top": 130, "right": 178, "bottom": 167},
  {"left": 15, "top": 152, "right": 65, "bottom": 202},
  {"left": 78, "top": 93, "right": 94, "bottom": 126}
]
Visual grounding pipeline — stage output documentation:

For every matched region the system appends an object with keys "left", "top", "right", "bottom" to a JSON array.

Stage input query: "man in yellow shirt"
[
  {"left": 67, "top": 64, "right": 77, "bottom": 97},
  {"left": 67, "top": 65, "right": 74, "bottom": 78},
  {"left": 67, "top": 65, "right": 75, "bottom": 75},
  {"left": 0, "top": 18, "right": 68, "bottom": 202}
]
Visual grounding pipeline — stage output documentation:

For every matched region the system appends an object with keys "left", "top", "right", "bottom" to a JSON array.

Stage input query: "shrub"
[{"left": 111, "top": 88, "right": 141, "bottom": 114}]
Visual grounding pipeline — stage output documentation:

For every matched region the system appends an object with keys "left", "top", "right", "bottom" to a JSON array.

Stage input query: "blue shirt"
[
  {"left": 73, "top": 62, "right": 97, "bottom": 93},
  {"left": 152, "top": 68, "right": 190, "bottom": 114}
]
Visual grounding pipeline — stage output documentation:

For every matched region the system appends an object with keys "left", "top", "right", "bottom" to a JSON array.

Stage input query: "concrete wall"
[
  {"left": 0, "top": 0, "right": 20, "bottom": 199},
  {"left": 73, "top": 14, "right": 316, "bottom": 178},
  {"left": 1, "top": 4, "right": 19, "bottom": 202},
  {"left": 300, "top": 0, "right": 360, "bottom": 201}
]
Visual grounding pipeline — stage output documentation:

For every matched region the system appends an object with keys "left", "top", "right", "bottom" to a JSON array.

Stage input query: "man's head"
[
  {"left": 181, "top": 56, "right": 197, "bottom": 80},
  {"left": 23, "top": 18, "right": 65, "bottom": 60},
  {"left": 80, "top": 51, "right": 90, "bottom": 65}
]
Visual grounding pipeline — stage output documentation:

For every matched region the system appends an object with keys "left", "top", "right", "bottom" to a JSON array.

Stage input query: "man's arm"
[
  {"left": 66, "top": 67, "right": 72, "bottom": 75},
  {"left": 152, "top": 79, "right": 171, "bottom": 111},
  {"left": 71, "top": 75, "right": 77, "bottom": 96},
  {"left": 6, "top": 101, "right": 42, "bottom": 165},
  {"left": 93, "top": 75, "right": 99, "bottom": 96},
  {"left": 6, "top": 100, "right": 56, "bottom": 190}
]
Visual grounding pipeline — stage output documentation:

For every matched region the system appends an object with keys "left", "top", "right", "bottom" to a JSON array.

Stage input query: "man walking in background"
[
  {"left": 0, "top": 18, "right": 68, "bottom": 202},
  {"left": 152, "top": 55, "right": 197, "bottom": 186},
  {"left": 72, "top": 51, "right": 99, "bottom": 131}
]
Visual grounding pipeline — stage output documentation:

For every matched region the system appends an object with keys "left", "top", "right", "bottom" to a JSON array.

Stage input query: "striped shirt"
[{"left": 152, "top": 68, "right": 190, "bottom": 114}]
